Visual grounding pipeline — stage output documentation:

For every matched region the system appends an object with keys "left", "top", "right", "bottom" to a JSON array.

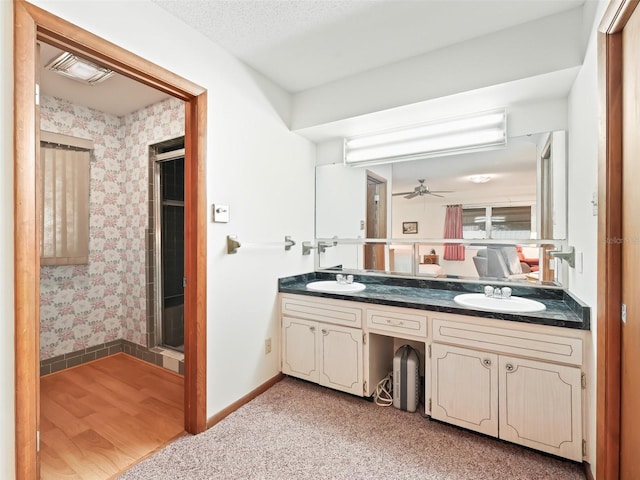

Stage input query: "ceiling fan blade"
[
  {"left": 394, "top": 180, "right": 452, "bottom": 199},
  {"left": 392, "top": 191, "right": 415, "bottom": 196}
]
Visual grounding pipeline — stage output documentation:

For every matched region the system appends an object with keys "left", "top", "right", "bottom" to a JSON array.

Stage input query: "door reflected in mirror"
[{"left": 364, "top": 172, "right": 387, "bottom": 270}]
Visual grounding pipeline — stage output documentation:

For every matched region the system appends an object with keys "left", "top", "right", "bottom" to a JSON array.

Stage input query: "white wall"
[
  {"left": 567, "top": 13, "right": 601, "bottom": 324},
  {"left": 566, "top": 0, "right": 608, "bottom": 469},
  {"left": 5, "top": 1, "right": 316, "bottom": 461},
  {"left": 392, "top": 200, "right": 444, "bottom": 238},
  {"left": 0, "top": 1, "right": 15, "bottom": 478}
]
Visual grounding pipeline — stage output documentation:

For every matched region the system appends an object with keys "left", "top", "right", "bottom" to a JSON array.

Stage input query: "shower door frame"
[{"left": 154, "top": 148, "right": 186, "bottom": 350}]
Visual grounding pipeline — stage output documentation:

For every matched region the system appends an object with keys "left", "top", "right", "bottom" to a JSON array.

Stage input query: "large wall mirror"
[{"left": 315, "top": 130, "right": 567, "bottom": 287}]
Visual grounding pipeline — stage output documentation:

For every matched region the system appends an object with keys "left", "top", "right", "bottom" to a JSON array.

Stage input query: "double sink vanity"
[{"left": 278, "top": 272, "right": 590, "bottom": 462}]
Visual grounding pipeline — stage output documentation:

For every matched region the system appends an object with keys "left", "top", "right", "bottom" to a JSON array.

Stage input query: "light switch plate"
[{"left": 212, "top": 204, "right": 229, "bottom": 223}]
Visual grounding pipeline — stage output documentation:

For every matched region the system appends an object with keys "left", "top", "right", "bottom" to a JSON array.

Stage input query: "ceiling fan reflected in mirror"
[{"left": 392, "top": 179, "right": 453, "bottom": 199}]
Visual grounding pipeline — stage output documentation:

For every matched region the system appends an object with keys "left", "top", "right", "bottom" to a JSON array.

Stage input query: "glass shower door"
[{"left": 159, "top": 157, "right": 184, "bottom": 351}]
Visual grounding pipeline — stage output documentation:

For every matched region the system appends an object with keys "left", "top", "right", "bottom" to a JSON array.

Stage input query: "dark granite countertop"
[{"left": 278, "top": 272, "right": 590, "bottom": 330}]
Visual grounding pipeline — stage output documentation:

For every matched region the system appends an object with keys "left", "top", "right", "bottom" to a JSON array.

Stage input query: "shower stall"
[{"left": 154, "top": 144, "right": 185, "bottom": 352}]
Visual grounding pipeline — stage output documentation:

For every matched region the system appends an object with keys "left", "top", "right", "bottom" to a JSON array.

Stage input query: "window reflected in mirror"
[{"left": 462, "top": 206, "right": 533, "bottom": 240}]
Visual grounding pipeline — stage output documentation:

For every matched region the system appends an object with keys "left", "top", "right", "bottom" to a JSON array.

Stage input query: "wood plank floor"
[{"left": 40, "top": 353, "right": 184, "bottom": 480}]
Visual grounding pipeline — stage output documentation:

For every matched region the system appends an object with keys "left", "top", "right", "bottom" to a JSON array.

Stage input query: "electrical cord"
[{"left": 374, "top": 372, "right": 393, "bottom": 406}]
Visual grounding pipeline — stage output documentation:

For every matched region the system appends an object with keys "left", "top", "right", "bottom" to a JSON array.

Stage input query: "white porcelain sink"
[
  {"left": 454, "top": 293, "right": 546, "bottom": 313},
  {"left": 306, "top": 281, "right": 366, "bottom": 294}
]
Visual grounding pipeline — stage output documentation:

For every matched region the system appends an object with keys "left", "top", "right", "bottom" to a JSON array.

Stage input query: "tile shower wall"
[{"left": 39, "top": 95, "right": 184, "bottom": 360}]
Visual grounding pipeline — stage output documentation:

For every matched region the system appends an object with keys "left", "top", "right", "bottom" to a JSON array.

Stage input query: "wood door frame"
[
  {"left": 364, "top": 171, "right": 387, "bottom": 271},
  {"left": 597, "top": 1, "right": 639, "bottom": 478},
  {"left": 13, "top": 1, "right": 208, "bottom": 478}
]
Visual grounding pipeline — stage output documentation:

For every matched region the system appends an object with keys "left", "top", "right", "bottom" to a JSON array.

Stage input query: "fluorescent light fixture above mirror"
[
  {"left": 45, "top": 52, "right": 114, "bottom": 86},
  {"left": 344, "top": 109, "right": 507, "bottom": 166}
]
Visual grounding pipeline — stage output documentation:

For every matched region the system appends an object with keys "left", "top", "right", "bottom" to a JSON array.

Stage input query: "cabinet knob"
[
  {"left": 321, "top": 329, "right": 328, "bottom": 335},
  {"left": 309, "top": 326, "right": 315, "bottom": 332},
  {"left": 482, "top": 358, "right": 492, "bottom": 367},
  {"left": 505, "top": 363, "right": 514, "bottom": 372}
]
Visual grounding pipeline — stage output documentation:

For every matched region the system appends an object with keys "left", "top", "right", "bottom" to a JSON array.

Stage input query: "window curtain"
[
  {"left": 40, "top": 145, "right": 90, "bottom": 265},
  {"left": 443, "top": 204, "right": 465, "bottom": 261}
]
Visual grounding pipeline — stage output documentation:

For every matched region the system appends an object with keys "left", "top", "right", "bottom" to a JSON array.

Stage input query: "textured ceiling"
[{"left": 152, "top": 0, "right": 584, "bottom": 93}]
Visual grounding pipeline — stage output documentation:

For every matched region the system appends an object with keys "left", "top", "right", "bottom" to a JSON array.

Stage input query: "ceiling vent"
[{"left": 45, "top": 52, "right": 114, "bottom": 86}]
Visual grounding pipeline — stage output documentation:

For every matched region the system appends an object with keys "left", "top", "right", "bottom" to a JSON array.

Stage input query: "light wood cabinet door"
[
  {"left": 498, "top": 355, "right": 582, "bottom": 461},
  {"left": 282, "top": 317, "right": 319, "bottom": 383},
  {"left": 431, "top": 343, "right": 499, "bottom": 437},
  {"left": 319, "top": 323, "right": 363, "bottom": 396}
]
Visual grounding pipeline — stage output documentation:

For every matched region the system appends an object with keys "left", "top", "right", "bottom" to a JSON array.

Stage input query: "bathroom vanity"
[{"left": 278, "top": 273, "right": 590, "bottom": 462}]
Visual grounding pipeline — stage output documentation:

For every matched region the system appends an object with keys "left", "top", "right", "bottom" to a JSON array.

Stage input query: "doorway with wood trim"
[
  {"left": 597, "top": 1, "right": 640, "bottom": 479},
  {"left": 14, "top": 1, "right": 208, "bottom": 478}
]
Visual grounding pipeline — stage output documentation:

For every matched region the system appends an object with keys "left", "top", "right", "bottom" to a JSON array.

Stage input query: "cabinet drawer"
[
  {"left": 366, "top": 307, "right": 427, "bottom": 337},
  {"left": 281, "top": 295, "right": 362, "bottom": 328},
  {"left": 432, "top": 318, "right": 582, "bottom": 366}
]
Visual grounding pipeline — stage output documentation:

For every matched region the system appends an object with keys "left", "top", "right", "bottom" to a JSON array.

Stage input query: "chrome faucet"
[
  {"left": 548, "top": 246, "right": 575, "bottom": 268},
  {"left": 484, "top": 285, "right": 512, "bottom": 299}
]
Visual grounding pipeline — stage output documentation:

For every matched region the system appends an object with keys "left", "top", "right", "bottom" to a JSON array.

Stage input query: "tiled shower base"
[{"left": 40, "top": 339, "right": 185, "bottom": 376}]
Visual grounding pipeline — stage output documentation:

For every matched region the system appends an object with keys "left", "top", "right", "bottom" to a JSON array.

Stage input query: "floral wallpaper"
[{"left": 39, "top": 95, "right": 184, "bottom": 360}]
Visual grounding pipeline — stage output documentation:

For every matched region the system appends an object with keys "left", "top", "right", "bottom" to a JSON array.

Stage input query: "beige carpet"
[{"left": 118, "top": 377, "right": 585, "bottom": 479}]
